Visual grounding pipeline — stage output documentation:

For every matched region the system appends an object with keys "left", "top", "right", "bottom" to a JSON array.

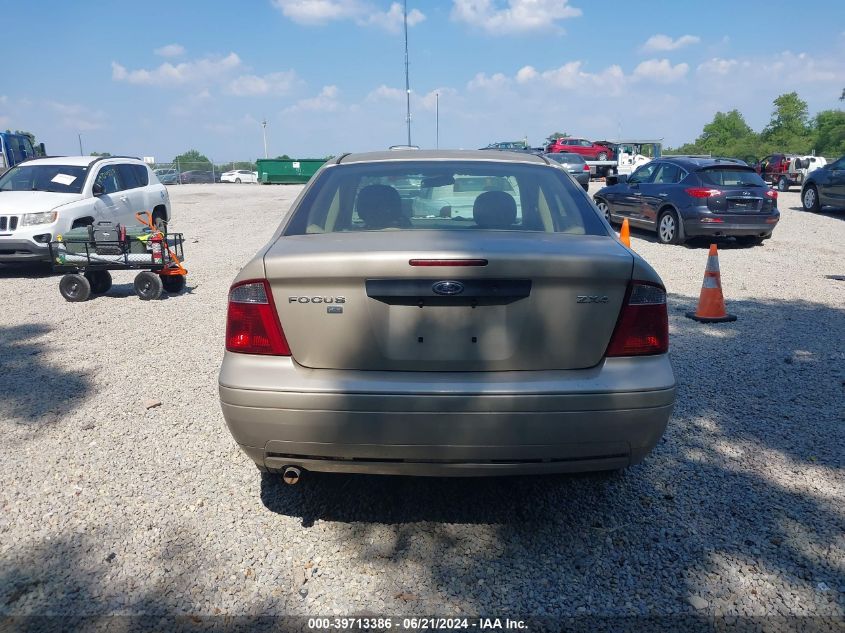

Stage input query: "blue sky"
[{"left": 2, "top": 0, "right": 844, "bottom": 162}]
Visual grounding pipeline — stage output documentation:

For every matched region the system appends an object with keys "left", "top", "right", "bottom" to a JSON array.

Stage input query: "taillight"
[
  {"left": 765, "top": 190, "right": 777, "bottom": 199},
  {"left": 685, "top": 187, "right": 722, "bottom": 198},
  {"left": 226, "top": 279, "right": 291, "bottom": 355},
  {"left": 606, "top": 282, "right": 668, "bottom": 357},
  {"left": 583, "top": 164, "right": 591, "bottom": 171}
]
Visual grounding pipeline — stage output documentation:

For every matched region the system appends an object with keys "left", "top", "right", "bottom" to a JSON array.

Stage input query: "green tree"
[
  {"left": 545, "top": 132, "right": 568, "bottom": 144},
  {"left": 761, "top": 92, "right": 812, "bottom": 153},
  {"left": 840, "top": 88, "right": 844, "bottom": 101},
  {"left": 173, "top": 149, "right": 211, "bottom": 168},
  {"left": 697, "top": 110, "right": 758, "bottom": 157},
  {"left": 5, "top": 130, "right": 36, "bottom": 145},
  {"left": 90, "top": 151, "right": 111, "bottom": 157},
  {"left": 812, "top": 110, "right": 845, "bottom": 157},
  {"left": 275, "top": 154, "right": 291, "bottom": 160}
]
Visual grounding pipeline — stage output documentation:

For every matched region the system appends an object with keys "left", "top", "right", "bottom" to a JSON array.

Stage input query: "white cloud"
[
  {"left": 154, "top": 44, "right": 185, "bottom": 57},
  {"left": 515, "top": 61, "right": 626, "bottom": 96},
  {"left": 48, "top": 101, "right": 107, "bottom": 131},
  {"left": 227, "top": 70, "right": 301, "bottom": 96},
  {"left": 697, "top": 58, "right": 738, "bottom": 75},
  {"left": 272, "top": 0, "right": 366, "bottom": 24},
  {"left": 367, "top": 84, "right": 406, "bottom": 101},
  {"left": 451, "top": 0, "right": 581, "bottom": 35},
  {"left": 287, "top": 85, "right": 342, "bottom": 112},
  {"left": 632, "top": 59, "right": 689, "bottom": 83},
  {"left": 641, "top": 34, "right": 700, "bottom": 52},
  {"left": 111, "top": 53, "right": 242, "bottom": 86},
  {"left": 515, "top": 65, "right": 538, "bottom": 83},
  {"left": 365, "top": 2, "right": 425, "bottom": 32},
  {"left": 467, "top": 72, "right": 510, "bottom": 91}
]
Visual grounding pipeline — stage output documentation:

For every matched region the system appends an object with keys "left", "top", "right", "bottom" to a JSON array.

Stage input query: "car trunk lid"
[{"left": 264, "top": 231, "right": 633, "bottom": 371}]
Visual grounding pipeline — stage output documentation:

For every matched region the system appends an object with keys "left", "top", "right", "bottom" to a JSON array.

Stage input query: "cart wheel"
[
  {"left": 59, "top": 274, "right": 92, "bottom": 302},
  {"left": 160, "top": 274, "right": 186, "bottom": 294},
  {"left": 134, "top": 271, "right": 163, "bottom": 300},
  {"left": 85, "top": 270, "right": 113, "bottom": 294}
]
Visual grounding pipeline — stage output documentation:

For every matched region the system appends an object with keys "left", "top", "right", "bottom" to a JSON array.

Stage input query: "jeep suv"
[
  {"left": 0, "top": 156, "right": 170, "bottom": 262},
  {"left": 546, "top": 138, "right": 615, "bottom": 161}
]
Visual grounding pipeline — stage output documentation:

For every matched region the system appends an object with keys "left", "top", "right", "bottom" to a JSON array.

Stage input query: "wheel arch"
[
  {"left": 657, "top": 204, "right": 685, "bottom": 240},
  {"left": 152, "top": 203, "right": 169, "bottom": 222}
]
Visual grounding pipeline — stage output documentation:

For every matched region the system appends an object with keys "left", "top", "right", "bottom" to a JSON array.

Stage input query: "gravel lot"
[{"left": 1, "top": 183, "right": 843, "bottom": 622}]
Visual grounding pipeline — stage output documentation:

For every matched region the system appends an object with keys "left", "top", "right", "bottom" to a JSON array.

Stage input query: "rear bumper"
[
  {"left": 683, "top": 213, "right": 779, "bottom": 238},
  {"left": 218, "top": 354, "right": 677, "bottom": 476},
  {"left": 0, "top": 239, "right": 50, "bottom": 262}
]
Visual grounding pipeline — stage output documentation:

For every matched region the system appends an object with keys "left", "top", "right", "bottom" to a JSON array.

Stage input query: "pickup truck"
[{"left": 754, "top": 153, "right": 828, "bottom": 191}]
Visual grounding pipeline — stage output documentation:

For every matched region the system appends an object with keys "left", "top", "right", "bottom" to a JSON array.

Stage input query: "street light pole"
[
  {"left": 403, "top": 0, "right": 411, "bottom": 146},
  {"left": 261, "top": 119, "right": 268, "bottom": 159},
  {"left": 435, "top": 92, "right": 439, "bottom": 149},
  {"left": 78, "top": 133, "right": 83, "bottom": 156}
]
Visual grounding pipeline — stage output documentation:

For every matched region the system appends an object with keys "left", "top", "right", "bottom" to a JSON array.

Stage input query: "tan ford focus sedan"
[{"left": 219, "top": 150, "right": 676, "bottom": 481}]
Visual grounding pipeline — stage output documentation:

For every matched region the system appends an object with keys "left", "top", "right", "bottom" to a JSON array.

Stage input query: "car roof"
[
  {"left": 21, "top": 155, "right": 143, "bottom": 167},
  {"left": 335, "top": 149, "right": 548, "bottom": 165},
  {"left": 659, "top": 156, "right": 752, "bottom": 170}
]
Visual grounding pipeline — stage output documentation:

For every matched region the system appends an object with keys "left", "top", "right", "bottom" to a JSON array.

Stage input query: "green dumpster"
[{"left": 257, "top": 158, "right": 327, "bottom": 184}]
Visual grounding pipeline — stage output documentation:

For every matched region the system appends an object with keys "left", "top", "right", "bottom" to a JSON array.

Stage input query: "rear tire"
[
  {"left": 802, "top": 185, "right": 820, "bottom": 212},
  {"left": 235, "top": 178, "right": 242, "bottom": 184},
  {"left": 60, "top": 274, "right": 91, "bottom": 302},
  {"left": 134, "top": 271, "right": 163, "bottom": 300},
  {"left": 657, "top": 209, "right": 683, "bottom": 245},
  {"left": 153, "top": 212, "right": 167, "bottom": 232},
  {"left": 160, "top": 274, "right": 186, "bottom": 294},
  {"left": 597, "top": 152, "right": 608, "bottom": 161},
  {"left": 85, "top": 270, "right": 112, "bottom": 294},
  {"left": 777, "top": 176, "right": 789, "bottom": 192}
]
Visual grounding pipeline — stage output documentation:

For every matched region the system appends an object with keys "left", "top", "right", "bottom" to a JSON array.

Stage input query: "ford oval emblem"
[{"left": 432, "top": 280, "right": 465, "bottom": 295}]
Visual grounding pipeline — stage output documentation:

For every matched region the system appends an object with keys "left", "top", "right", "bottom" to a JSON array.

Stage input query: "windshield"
[
  {"left": 547, "top": 153, "right": 586, "bottom": 164},
  {"left": 285, "top": 160, "right": 607, "bottom": 236},
  {"left": 699, "top": 167, "right": 765, "bottom": 187},
  {"left": 0, "top": 164, "right": 89, "bottom": 194}
]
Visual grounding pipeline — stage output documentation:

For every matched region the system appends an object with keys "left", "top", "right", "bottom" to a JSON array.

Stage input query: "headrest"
[
  {"left": 473, "top": 190, "right": 517, "bottom": 229},
  {"left": 356, "top": 184, "right": 403, "bottom": 229}
]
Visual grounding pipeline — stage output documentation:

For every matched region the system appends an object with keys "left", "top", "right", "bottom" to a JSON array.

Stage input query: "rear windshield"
[
  {"left": 0, "top": 164, "right": 89, "bottom": 194},
  {"left": 698, "top": 168, "right": 765, "bottom": 187},
  {"left": 285, "top": 161, "right": 606, "bottom": 236},
  {"left": 547, "top": 153, "right": 586, "bottom": 164}
]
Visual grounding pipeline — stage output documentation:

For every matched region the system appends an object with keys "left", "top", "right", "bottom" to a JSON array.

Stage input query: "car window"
[
  {"left": 831, "top": 157, "right": 845, "bottom": 170},
  {"left": 134, "top": 165, "right": 150, "bottom": 186},
  {"left": 117, "top": 164, "right": 141, "bottom": 189},
  {"left": 698, "top": 168, "right": 766, "bottom": 187},
  {"left": 0, "top": 164, "right": 89, "bottom": 194},
  {"left": 628, "top": 163, "right": 658, "bottom": 184},
  {"left": 95, "top": 165, "right": 122, "bottom": 194},
  {"left": 284, "top": 161, "right": 607, "bottom": 236},
  {"left": 652, "top": 163, "right": 683, "bottom": 185}
]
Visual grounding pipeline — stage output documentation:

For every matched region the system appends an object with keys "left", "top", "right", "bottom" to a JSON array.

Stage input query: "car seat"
[
  {"left": 355, "top": 184, "right": 409, "bottom": 229},
  {"left": 473, "top": 191, "right": 517, "bottom": 229}
]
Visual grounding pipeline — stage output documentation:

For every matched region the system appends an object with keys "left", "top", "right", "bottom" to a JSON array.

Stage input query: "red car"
[{"left": 546, "top": 137, "right": 615, "bottom": 161}]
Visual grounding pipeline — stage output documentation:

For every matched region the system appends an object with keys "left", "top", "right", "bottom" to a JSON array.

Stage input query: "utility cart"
[{"left": 48, "top": 212, "right": 187, "bottom": 302}]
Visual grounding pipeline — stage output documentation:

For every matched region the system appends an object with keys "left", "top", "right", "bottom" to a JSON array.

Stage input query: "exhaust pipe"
[{"left": 282, "top": 466, "right": 302, "bottom": 485}]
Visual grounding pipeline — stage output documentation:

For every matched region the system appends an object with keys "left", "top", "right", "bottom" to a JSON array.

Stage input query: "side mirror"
[{"left": 92, "top": 183, "right": 104, "bottom": 196}]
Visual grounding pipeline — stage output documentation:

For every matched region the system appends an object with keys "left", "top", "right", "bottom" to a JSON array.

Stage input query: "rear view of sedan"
[
  {"left": 594, "top": 157, "right": 779, "bottom": 245},
  {"left": 543, "top": 152, "right": 591, "bottom": 190},
  {"left": 218, "top": 150, "right": 676, "bottom": 481}
]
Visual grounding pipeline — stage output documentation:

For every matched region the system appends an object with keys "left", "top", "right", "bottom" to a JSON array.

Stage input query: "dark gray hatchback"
[
  {"left": 543, "top": 152, "right": 591, "bottom": 190},
  {"left": 594, "top": 157, "right": 780, "bottom": 245}
]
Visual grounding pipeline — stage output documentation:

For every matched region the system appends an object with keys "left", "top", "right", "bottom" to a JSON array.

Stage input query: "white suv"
[{"left": 0, "top": 156, "right": 171, "bottom": 263}]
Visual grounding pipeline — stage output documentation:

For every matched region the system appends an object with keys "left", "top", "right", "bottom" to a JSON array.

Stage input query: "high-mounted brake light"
[
  {"left": 685, "top": 187, "right": 722, "bottom": 198},
  {"left": 226, "top": 279, "right": 291, "bottom": 355},
  {"left": 605, "top": 282, "right": 669, "bottom": 357},
  {"left": 409, "top": 259, "right": 488, "bottom": 267}
]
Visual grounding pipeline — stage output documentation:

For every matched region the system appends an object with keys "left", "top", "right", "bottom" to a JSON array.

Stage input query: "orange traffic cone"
[
  {"left": 686, "top": 244, "right": 737, "bottom": 322},
  {"left": 619, "top": 218, "right": 631, "bottom": 247}
]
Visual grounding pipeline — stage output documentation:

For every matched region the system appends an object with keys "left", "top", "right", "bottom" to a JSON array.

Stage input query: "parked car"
[
  {"left": 218, "top": 149, "right": 676, "bottom": 481},
  {"left": 801, "top": 154, "right": 845, "bottom": 212},
  {"left": 179, "top": 170, "right": 215, "bottom": 184},
  {"left": 543, "top": 152, "right": 591, "bottom": 190},
  {"left": 0, "top": 156, "right": 170, "bottom": 262},
  {"left": 154, "top": 168, "right": 179, "bottom": 185},
  {"left": 593, "top": 157, "right": 779, "bottom": 246},
  {"left": 479, "top": 141, "right": 533, "bottom": 152},
  {"left": 546, "top": 137, "right": 615, "bottom": 161},
  {"left": 221, "top": 169, "right": 258, "bottom": 184}
]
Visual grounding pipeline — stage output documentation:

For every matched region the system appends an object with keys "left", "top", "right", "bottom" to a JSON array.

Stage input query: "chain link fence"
[{"left": 150, "top": 161, "right": 258, "bottom": 185}]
